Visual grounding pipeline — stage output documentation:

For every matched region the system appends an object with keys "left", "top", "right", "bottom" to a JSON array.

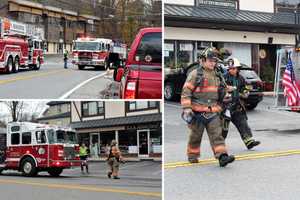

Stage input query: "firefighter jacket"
[
  {"left": 181, "top": 64, "right": 225, "bottom": 113},
  {"left": 224, "top": 73, "right": 249, "bottom": 110}
]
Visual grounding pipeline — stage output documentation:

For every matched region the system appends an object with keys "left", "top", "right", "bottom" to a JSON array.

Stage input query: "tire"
[
  {"left": 246, "top": 103, "right": 258, "bottom": 110},
  {"left": 6, "top": 57, "right": 13, "bottom": 74},
  {"left": 21, "top": 157, "right": 37, "bottom": 177},
  {"left": 13, "top": 57, "right": 19, "bottom": 73},
  {"left": 48, "top": 168, "right": 63, "bottom": 177},
  {"left": 164, "top": 82, "right": 175, "bottom": 100},
  {"left": 78, "top": 65, "right": 85, "bottom": 70},
  {"left": 34, "top": 59, "right": 41, "bottom": 70}
]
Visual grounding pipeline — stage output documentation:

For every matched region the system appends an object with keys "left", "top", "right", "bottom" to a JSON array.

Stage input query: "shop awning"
[
  {"left": 71, "top": 113, "right": 162, "bottom": 129},
  {"left": 165, "top": 4, "right": 300, "bottom": 34},
  {"left": 37, "top": 112, "right": 70, "bottom": 121}
]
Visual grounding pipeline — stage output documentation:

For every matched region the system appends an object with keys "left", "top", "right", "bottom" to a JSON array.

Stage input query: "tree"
[{"left": 4, "top": 101, "right": 24, "bottom": 122}]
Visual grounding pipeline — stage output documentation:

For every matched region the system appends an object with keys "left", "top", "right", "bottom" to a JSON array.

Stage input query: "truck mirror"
[{"left": 114, "top": 68, "right": 124, "bottom": 82}]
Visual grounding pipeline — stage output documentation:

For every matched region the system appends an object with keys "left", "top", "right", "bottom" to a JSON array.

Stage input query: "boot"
[
  {"left": 246, "top": 140, "right": 261, "bottom": 150},
  {"left": 188, "top": 156, "right": 199, "bottom": 163},
  {"left": 113, "top": 176, "right": 120, "bottom": 179},
  {"left": 107, "top": 172, "right": 112, "bottom": 179},
  {"left": 218, "top": 153, "right": 235, "bottom": 167}
]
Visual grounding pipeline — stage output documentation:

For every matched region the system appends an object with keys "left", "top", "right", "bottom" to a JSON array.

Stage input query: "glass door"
[{"left": 137, "top": 130, "right": 150, "bottom": 157}]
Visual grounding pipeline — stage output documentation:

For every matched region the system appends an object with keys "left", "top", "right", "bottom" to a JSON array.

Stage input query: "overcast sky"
[{"left": 0, "top": 101, "right": 48, "bottom": 122}]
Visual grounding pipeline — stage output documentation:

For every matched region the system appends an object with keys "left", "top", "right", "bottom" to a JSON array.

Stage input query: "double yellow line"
[
  {"left": 0, "top": 69, "right": 69, "bottom": 85},
  {"left": 164, "top": 149, "right": 300, "bottom": 169},
  {"left": 0, "top": 179, "right": 161, "bottom": 198}
]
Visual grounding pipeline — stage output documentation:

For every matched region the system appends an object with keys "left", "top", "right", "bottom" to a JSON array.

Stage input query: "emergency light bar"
[{"left": 2, "top": 18, "right": 26, "bottom": 36}]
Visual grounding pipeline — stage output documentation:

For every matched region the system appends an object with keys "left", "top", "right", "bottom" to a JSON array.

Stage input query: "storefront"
[
  {"left": 165, "top": 3, "right": 300, "bottom": 90},
  {"left": 72, "top": 113, "right": 162, "bottom": 158}
]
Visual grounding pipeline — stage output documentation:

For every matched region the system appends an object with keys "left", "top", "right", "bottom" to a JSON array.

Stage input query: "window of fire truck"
[
  {"left": 34, "top": 41, "right": 39, "bottom": 49},
  {"left": 47, "top": 129, "right": 77, "bottom": 144},
  {"left": 36, "top": 130, "right": 47, "bottom": 144},
  {"left": 22, "top": 132, "right": 31, "bottom": 145},
  {"left": 74, "top": 42, "right": 100, "bottom": 51},
  {"left": 11, "top": 133, "right": 20, "bottom": 145}
]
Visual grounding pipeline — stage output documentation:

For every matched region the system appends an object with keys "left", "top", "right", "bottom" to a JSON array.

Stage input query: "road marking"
[
  {"left": 164, "top": 149, "right": 300, "bottom": 169},
  {"left": 0, "top": 69, "right": 69, "bottom": 85},
  {"left": 0, "top": 179, "right": 161, "bottom": 198},
  {"left": 59, "top": 72, "right": 107, "bottom": 99}
]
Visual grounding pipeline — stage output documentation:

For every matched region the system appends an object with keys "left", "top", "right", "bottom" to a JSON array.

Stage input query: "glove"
[{"left": 181, "top": 108, "right": 194, "bottom": 124}]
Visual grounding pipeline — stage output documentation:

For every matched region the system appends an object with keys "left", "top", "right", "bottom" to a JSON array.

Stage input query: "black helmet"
[{"left": 200, "top": 47, "right": 219, "bottom": 60}]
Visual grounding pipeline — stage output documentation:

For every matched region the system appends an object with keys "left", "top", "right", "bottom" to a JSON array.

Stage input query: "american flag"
[{"left": 282, "top": 55, "right": 300, "bottom": 106}]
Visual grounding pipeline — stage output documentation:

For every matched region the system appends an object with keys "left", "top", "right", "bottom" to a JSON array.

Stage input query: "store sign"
[
  {"left": 180, "top": 43, "right": 193, "bottom": 51},
  {"left": 197, "top": 0, "right": 237, "bottom": 8}
]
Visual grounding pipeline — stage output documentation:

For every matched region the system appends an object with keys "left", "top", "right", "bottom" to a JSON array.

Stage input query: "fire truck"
[
  {"left": 72, "top": 37, "right": 127, "bottom": 70},
  {"left": 0, "top": 122, "right": 80, "bottom": 177},
  {"left": 0, "top": 18, "right": 44, "bottom": 74}
]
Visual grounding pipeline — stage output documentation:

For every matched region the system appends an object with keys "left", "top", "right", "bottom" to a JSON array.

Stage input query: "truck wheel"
[
  {"left": 6, "top": 57, "right": 13, "bottom": 74},
  {"left": 34, "top": 59, "right": 41, "bottom": 70},
  {"left": 21, "top": 157, "right": 37, "bottom": 177},
  {"left": 13, "top": 57, "right": 20, "bottom": 73},
  {"left": 48, "top": 168, "right": 63, "bottom": 177},
  {"left": 78, "top": 65, "right": 85, "bottom": 70},
  {"left": 164, "top": 82, "right": 175, "bottom": 101}
]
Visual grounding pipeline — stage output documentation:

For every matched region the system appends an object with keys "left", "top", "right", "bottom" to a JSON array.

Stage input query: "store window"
[
  {"left": 177, "top": 41, "right": 194, "bottom": 68},
  {"left": 276, "top": 0, "right": 300, "bottom": 13},
  {"left": 164, "top": 41, "right": 175, "bottom": 69},
  {"left": 82, "top": 102, "right": 104, "bottom": 117},
  {"left": 118, "top": 130, "right": 137, "bottom": 154},
  {"left": 150, "top": 129, "right": 162, "bottom": 154},
  {"left": 127, "top": 101, "right": 158, "bottom": 111}
]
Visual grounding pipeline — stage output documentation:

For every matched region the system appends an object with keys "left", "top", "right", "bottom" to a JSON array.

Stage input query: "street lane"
[
  {"left": 0, "top": 55, "right": 115, "bottom": 99},
  {"left": 0, "top": 161, "right": 161, "bottom": 200}
]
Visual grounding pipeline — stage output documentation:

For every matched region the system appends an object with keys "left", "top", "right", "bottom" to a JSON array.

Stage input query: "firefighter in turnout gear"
[
  {"left": 181, "top": 47, "right": 235, "bottom": 167},
  {"left": 222, "top": 58, "right": 261, "bottom": 149}
]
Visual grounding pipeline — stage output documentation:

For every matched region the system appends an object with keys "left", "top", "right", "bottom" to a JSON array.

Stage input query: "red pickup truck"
[{"left": 114, "top": 27, "right": 162, "bottom": 99}]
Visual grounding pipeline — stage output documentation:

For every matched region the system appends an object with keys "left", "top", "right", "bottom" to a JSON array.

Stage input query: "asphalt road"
[
  {"left": 0, "top": 161, "right": 161, "bottom": 200},
  {"left": 164, "top": 97, "right": 300, "bottom": 200},
  {"left": 0, "top": 55, "right": 118, "bottom": 99}
]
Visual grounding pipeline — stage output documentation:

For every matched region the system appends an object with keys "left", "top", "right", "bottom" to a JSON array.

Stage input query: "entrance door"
[
  {"left": 90, "top": 133, "right": 100, "bottom": 158},
  {"left": 137, "top": 130, "right": 150, "bottom": 157}
]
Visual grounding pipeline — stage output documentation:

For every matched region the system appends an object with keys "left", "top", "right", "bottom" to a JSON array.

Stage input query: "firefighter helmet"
[
  {"left": 227, "top": 58, "right": 241, "bottom": 69},
  {"left": 200, "top": 47, "right": 219, "bottom": 60}
]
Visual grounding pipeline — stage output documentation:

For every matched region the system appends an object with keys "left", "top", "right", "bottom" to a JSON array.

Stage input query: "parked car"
[
  {"left": 164, "top": 62, "right": 264, "bottom": 110},
  {"left": 114, "top": 27, "right": 162, "bottom": 99}
]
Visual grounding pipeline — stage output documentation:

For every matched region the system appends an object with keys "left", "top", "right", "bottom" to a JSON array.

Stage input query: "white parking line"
[{"left": 59, "top": 72, "right": 107, "bottom": 99}]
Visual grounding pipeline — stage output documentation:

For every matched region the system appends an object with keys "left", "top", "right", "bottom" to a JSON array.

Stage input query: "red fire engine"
[
  {"left": 0, "top": 122, "right": 80, "bottom": 177},
  {"left": 0, "top": 18, "right": 44, "bottom": 73},
  {"left": 72, "top": 37, "right": 127, "bottom": 70}
]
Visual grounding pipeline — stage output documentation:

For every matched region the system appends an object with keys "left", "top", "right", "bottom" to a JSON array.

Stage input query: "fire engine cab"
[
  {"left": 0, "top": 122, "right": 80, "bottom": 177},
  {"left": 0, "top": 18, "right": 44, "bottom": 73},
  {"left": 72, "top": 37, "right": 127, "bottom": 70}
]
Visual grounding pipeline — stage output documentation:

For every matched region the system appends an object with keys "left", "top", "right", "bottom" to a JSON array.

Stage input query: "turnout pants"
[
  {"left": 222, "top": 109, "right": 254, "bottom": 147},
  {"left": 187, "top": 113, "right": 227, "bottom": 159},
  {"left": 107, "top": 157, "right": 120, "bottom": 174}
]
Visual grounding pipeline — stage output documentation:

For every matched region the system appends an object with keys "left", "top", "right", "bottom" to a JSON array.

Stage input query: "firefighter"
[
  {"left": 107, "top": 140, "right": 122, "bottom": 179},
  {"left": 63, "top": 49, "right": 69, "bottom": 69},
  {"left": 79, "top": 143, "right": 89, "bottom": 174},
  {"left": 222, "top": 58, "right": 261, "bottom": 149},
  {"left": 181, "top": 47, "right": 235, "bottom": 167}
]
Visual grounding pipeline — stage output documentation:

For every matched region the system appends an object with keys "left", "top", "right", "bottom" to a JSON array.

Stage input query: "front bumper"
[{"left": 72, "top": 59, "right": 105, "bottom": 66}]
